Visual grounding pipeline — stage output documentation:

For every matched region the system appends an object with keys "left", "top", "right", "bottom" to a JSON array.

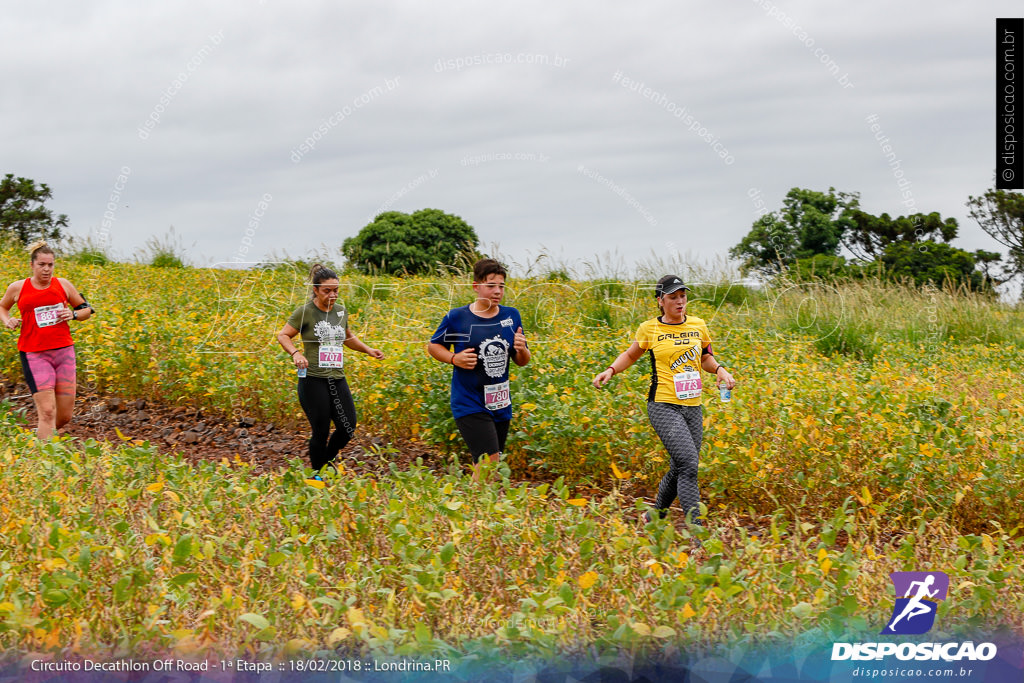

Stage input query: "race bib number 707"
[{"left": 318, "top": 345, "right": 344, "bottom": 369}]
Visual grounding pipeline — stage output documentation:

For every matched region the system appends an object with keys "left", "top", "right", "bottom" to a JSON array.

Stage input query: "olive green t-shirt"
[{"left": 286, "top": 301, "right": 349, "bottom": 379}]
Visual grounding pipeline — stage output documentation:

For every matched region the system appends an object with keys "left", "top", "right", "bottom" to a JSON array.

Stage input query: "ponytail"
[
  {"left": 308, "top": 263, "right": 338, "bottom": 298},
  {"left": 28, "top": 241, "right": 54, "bottom": 263}
]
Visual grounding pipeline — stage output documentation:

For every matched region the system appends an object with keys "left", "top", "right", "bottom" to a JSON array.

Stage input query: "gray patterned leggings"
[{"left": 647, "top": 401, "right": 703, "bottom": 524}]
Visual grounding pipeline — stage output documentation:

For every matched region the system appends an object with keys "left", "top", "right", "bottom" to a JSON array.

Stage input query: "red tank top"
[{"left": 17, "top": 278, "right": 74, "bottom": 352}]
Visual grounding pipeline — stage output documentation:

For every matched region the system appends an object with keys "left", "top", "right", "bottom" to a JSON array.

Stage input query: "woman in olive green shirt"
[{"left": 276, "top": 263, "right": 383, "bottom": 477}]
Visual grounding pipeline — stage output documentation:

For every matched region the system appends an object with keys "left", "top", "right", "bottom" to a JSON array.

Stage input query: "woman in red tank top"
[{"left": 0, "top": 242, "right": 94, "bottom": 439}]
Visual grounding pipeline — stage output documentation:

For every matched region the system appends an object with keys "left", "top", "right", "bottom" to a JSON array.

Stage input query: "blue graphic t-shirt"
[{"left": 430, "top": 304, "right": 524, "bottom": 421}]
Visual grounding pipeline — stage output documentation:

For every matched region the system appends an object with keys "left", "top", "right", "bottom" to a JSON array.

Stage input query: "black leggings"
[
  {"left": 454, "top": 412, "right": 510, "bottom": 463},
  {"left": 297, "top": 376, "right": 357, "bottom": 471}
]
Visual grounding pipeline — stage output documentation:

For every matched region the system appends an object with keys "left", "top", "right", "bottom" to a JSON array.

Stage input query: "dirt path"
[
  {"left": 1, "top": 379, "right": 659, "bottom": 518},
  {"left": 1, "top": 381, "right": 439, "bottom": 478}
]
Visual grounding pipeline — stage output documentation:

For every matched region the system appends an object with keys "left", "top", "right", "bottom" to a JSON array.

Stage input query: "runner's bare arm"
[
  {"left": 277, "top": 323, "right": 300, "bottom": 353},
  {"left": 343, "top": 329, "right": 384, "bottom": 359},
  {"left": 592, "top": 341, "right": 643, "bottom": 387},
  {"left": 276, "top": 323, "right": 308, "bottom": 368},
  {"left": 427, "top": 341, "right": 477, "bottom": 370},
  {"left": 58, "top": 278, "right": 93, "bottom": 321},
  {"left": 701, "top": 353, "right": 735, "bottom": 388},
  {"left": 427, "top": 341, "right": 453, "bottom": 363},
  {"left": 0, "top": 281, "right": 23, "bottom": 328}
]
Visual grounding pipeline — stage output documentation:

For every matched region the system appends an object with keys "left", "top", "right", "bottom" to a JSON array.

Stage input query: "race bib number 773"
[{"left": 673, "top": 370, "right": 702, "bottom": 400}]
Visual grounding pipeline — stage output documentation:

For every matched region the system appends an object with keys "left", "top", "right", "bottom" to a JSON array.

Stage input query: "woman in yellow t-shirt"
[{"left": 592, "top": 275, "right": 736, "bottom": 527}]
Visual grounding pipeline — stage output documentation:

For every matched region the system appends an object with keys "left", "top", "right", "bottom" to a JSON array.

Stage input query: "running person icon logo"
[{"left": 881, "top": 571, "right": 949, "bottom": 635}]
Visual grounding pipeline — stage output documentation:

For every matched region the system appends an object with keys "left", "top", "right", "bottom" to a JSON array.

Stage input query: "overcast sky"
[{"left": 2, "top": 1, "right": 1018, "bottom": 277}]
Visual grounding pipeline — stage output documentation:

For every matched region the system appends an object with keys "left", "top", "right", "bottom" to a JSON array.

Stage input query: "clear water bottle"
[
  {"left": 297, "top": 367, "right": 307, "bottom": 378},
  {"left": 719, "top": 384, "right": 731, "bottom": 402}
]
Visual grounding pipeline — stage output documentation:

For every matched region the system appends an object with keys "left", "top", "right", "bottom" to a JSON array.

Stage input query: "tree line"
[
  {"left": 4, "top": 173, "right": 1023, "bottom": 291},
  {"left": 730, "top": 186, "right": 1024, "bottom": 292}
]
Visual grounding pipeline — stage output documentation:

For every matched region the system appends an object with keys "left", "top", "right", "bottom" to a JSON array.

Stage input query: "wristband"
[
  {"left": 450, "top": 351, "right": 456, "bottom": 365},
  {"left": 291, "top": 350, "right": 301, "bottom": 357},
  {"left": 608, "top": 366, "right": 616, "bottom": 376}
]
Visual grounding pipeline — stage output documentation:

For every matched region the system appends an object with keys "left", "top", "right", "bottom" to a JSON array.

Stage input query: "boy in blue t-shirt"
[{"left": 428, "top": 259, "right": 530, "bottom": 477}]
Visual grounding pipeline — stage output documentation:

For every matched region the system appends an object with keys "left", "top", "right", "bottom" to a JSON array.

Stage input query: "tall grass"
[
  {"left": 139, "top": 226, "right": 190, "bottom": 268},
  {"left": 61, "top": 235, "right": 114, "bottom": 267},
  {"left": 763, "top": 276, "right": 1024, "bottom": 355}
]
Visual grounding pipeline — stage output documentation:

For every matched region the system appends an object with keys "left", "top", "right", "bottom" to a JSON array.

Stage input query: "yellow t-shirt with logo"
[{"left": 635, "top": 316, "right": 713, "bottom": 406}]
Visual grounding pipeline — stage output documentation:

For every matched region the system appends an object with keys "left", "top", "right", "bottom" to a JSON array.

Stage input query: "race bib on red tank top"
[
  {"left": 34, "top": 303, "right": 63, "bottom": 328},
  {"left": 16, "top": 279, "right": 73, "bottom": 353}
]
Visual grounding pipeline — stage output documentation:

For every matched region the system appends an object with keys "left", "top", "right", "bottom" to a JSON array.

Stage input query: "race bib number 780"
[{"left": 484, "top": 380, "right": 511, "bottom": 411}]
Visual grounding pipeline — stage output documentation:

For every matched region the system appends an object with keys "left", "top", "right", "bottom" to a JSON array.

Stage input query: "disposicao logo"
[
  {"left": 881, "top": 570, "right": 949, "bottom": 635},
  {"left": 831, "top": 569, "right": 998, "bottom": 662}
]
